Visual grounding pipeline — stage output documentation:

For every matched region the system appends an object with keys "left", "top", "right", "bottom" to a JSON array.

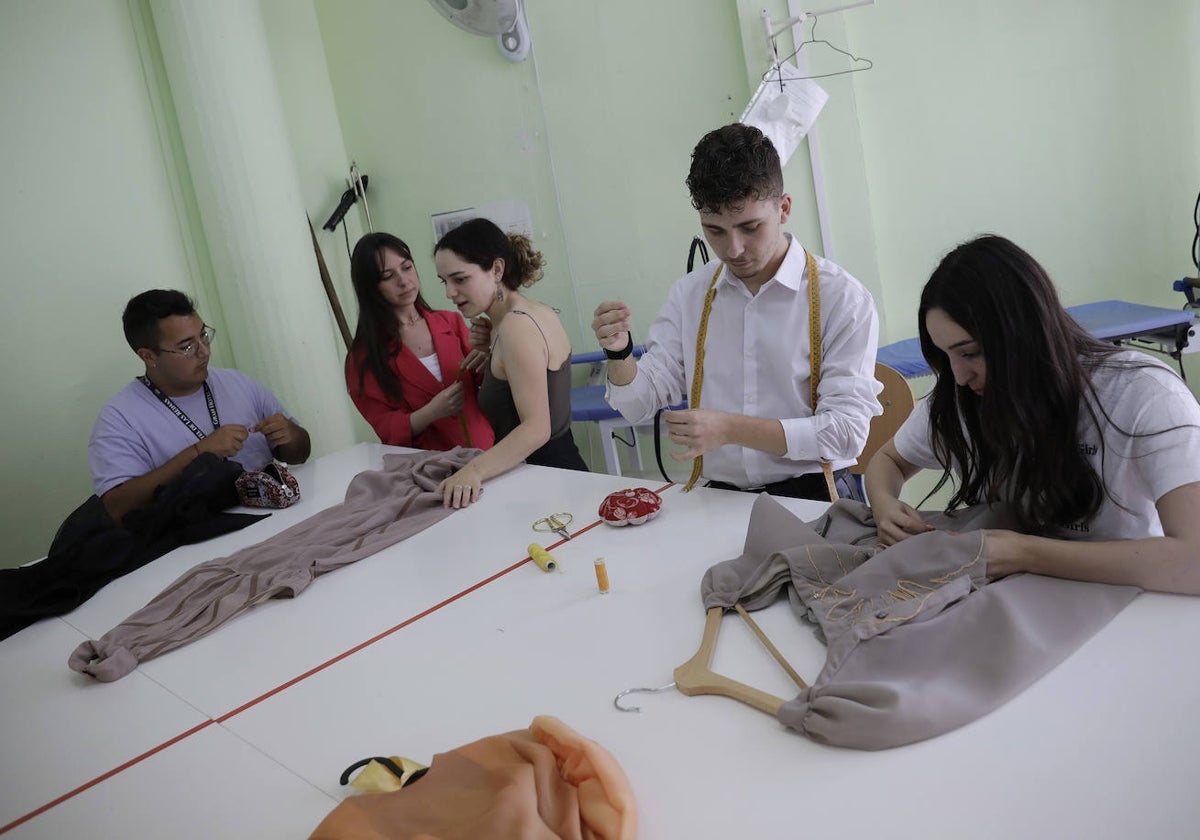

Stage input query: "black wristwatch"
[{"left": 603, "top": 335, "right": 634, "bottom": 361}]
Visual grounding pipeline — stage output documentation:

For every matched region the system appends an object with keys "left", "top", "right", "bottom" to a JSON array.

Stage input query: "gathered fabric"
[
  {"left": 1, "top": 454, "right": 261, "bottom": 641},
  {"left": 701, "top": 495, "right": 1140, "bottom": 749},
  {"left": 310, "top": 716, "right": 637, "bottom": 840},
  {"left": 69, "top": 448, "right": 477, "bottom": 682}
]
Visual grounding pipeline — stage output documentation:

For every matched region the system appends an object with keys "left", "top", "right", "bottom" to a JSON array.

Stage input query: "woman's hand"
[
  {"left": 873, "top": 498, "right": 935, "bottom": 546},
  {"left": 427, "top": 381, "right": 465, "bottom": 420},
  {"left": 460, "top": 349, "right": 489, "bottom": 374},
  {"left": 469, "top": 316, "right": 492, "bottom": 352},
  {"left": 982, "top": 529, "right": 1029, "bottom": 580},
  {"left": 437, "top": 465, "right": 484, "bottom": 509}
]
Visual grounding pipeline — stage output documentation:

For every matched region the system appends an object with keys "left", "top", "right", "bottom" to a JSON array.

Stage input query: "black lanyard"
[{"left": 138, "top": 376, "right": 220, "bottom": 440}]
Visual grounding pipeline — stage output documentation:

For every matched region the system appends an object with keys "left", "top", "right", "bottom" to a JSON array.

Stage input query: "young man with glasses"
[{"left": 89, "top": 289, "right": 311, "bottom": 523}]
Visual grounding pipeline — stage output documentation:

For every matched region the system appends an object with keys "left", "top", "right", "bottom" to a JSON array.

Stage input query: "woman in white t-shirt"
[{"left": 866, "top": 234, "right": 1200, "bottom": 594}]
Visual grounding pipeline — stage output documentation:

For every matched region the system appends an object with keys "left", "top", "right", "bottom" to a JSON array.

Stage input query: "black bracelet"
[{"left": 603, "top": 335, "right": 634, "bottom": 361}]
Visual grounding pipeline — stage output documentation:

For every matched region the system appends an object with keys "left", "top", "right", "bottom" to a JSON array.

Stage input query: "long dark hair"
[
  {"left": 434, "top": 217, "right": 544, "bottom": 290},
  {"left": 918, "top": 234, "right": 1127, "bottom": 532},
  {"left": 348, "top": 232, "right": 432, "bottom": 402}
]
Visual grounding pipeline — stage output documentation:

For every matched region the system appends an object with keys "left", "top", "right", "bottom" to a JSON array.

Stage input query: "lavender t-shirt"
[{"left": 89, "top": 367, "right": 291, "bottom": 497}]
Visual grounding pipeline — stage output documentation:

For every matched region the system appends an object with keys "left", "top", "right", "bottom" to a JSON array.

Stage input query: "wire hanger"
[{"left": 766, "top": 13, "right": 873, "bottom": 89}]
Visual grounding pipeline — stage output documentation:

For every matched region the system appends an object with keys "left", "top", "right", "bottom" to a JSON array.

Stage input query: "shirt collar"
[
  {"left": 717, "top": 233, "right": 803, "bottom": 294},
  {"left": 770, "top": 234, "right": 806, "bottom": 291}
]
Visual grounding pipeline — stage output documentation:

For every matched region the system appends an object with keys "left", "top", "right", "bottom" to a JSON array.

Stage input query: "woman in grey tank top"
[{"left": 432, "top": 218, "right": 587, "bottom": 509}]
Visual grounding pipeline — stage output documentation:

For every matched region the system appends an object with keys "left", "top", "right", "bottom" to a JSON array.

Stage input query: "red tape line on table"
[
  {"left": 0, "top": 719, "right": 215, "bottom": 834},
  {"left": 2, "top": 483, "right": 675, "bottom": 834}
]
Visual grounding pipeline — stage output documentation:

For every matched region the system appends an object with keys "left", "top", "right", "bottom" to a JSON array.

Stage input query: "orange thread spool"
[{"left": 593, "top": 558, "right": 610, "bottom": 594}]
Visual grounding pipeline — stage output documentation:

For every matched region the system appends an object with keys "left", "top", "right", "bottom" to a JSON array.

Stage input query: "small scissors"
[{"left": 533, "top": 512, "right": 573, "bottom": 541}]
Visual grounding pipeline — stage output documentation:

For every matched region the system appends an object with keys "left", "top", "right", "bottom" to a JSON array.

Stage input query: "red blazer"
[{"left": 345, "top": 310, "right": 495, "bottom": 451}]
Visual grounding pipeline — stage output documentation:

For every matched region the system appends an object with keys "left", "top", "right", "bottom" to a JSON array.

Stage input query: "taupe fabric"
[
  {"left": 701, "top": 495, "right": 1140, "bottom": 750},
  {"left": 69, "top": 448, "right": 477, "bottom": 682}
]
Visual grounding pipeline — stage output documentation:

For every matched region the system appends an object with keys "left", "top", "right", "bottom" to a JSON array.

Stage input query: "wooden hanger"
[{"left": 672, "top": 605, "right": 807, "bottom": 716}]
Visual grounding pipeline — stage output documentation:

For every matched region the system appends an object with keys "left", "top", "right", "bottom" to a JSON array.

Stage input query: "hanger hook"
[{"left": 613, "top": 682, "right": 676, "bottom": 713}]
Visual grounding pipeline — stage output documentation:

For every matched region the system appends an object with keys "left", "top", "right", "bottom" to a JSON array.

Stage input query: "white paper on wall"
[
  {"left": 432, "top": 199, "right": 534, "bottom": 242},
  {"left": 741, "top": 64, "right": 829, "bottom": 166}
]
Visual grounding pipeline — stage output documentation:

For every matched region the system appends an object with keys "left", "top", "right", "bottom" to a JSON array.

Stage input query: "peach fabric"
[
  {"left": 529, "top": 716, "right": 637, "bottom": 840},
  {"left": 310, "top": 717, "right": 636, "bottom": 840}
]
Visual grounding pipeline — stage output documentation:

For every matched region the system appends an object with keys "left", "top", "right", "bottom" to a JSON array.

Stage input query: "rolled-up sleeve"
[{"left": 780, "top": 279, "right": 881, "bottom": 465}]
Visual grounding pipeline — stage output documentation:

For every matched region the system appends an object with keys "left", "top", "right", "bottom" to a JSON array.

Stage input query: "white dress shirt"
[{"left": 606, "top": 235, "right": 881, "bottom": 488}]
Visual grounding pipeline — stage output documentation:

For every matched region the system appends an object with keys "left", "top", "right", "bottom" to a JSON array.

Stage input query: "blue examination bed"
[{"left": 879, "top": 299, "right": 1196, "bottom": 380}]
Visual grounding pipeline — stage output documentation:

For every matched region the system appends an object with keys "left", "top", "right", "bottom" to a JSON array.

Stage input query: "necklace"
[{"left": 398, "top": 313, "right": 422, "bottom": 327}]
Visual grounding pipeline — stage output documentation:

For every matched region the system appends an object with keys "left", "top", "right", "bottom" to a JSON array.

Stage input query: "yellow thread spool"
[
  {"left": 594, "top": 557, "right": 610, "bottom": 594},
  {"left": 528, "top": 543, "right": 557, "bottom": 572}
]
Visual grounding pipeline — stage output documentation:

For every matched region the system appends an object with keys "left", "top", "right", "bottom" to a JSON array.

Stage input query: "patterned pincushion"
[{"left": 598, "top": 487, "right": 663, "bottom": 526}]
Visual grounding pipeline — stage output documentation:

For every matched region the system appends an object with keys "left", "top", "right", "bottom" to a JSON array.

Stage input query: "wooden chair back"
[{"left": 850, "top": 362, "right": 915, "bottom": 477}]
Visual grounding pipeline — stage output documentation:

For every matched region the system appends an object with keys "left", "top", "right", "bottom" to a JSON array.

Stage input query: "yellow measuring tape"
[
  {"left": 804, "top": 252, "right": 840, "bottom": 502},
  {"left": 683, "top": 264, "right": 723, "bottom": 491},
  {"left": 682, "top": 251, "right": 838, "bottom": 501}
]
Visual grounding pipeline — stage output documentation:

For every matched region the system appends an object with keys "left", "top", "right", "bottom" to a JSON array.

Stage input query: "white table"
[{"left": 4, "top": 443, "right": 1199, "bottom": 838}]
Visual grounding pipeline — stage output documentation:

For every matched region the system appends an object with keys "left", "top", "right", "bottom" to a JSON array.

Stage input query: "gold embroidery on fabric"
[
  {"left": 929, "top": 534, "right": 985, "bottom": 584},
  {"left": 823, "top": 592, "right": 865, "bottom": 623}
]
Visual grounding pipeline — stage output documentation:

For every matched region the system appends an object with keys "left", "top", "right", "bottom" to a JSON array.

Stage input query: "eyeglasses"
[{"left": 157, "top": 325, "right": 216, "bottom": 359}]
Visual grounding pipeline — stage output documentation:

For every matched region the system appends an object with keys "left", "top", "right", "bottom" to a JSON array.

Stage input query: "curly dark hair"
[
  {"left": 434, "top": 217, "right": 544, "bottom": 290},
  {"left": 685, "top": 123, "right": 784, "bottom": 214}
]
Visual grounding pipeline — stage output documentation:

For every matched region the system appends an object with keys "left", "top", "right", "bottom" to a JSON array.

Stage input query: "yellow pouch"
[{"left": 340, "top": 755, "right": 428, "bottom": 793}]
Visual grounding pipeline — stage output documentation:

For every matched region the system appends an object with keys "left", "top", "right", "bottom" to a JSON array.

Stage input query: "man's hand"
[
  {"left": 663, "top": 409, "right": 730, "bottom": 460},
  {"left": 469, "top": 316, "right": 492, "bottom": 352},
  {"left": 591, "top": 301, "right": 632, "bottom": 352},
  {"left": 199, "top": 424, "right": 249, "bottom": 457},
  {"left": 252, "top": 414, "right": 312, "bottom": 464},
  {"left": 252, "top": 414, "right": 298, "bottom": 448},
  {"left": 873, "top": 498, "right": 936, "bottom": 546}
]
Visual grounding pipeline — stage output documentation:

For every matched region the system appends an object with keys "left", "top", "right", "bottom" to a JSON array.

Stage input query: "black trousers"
[{"left": 706, "top": 467, "right": 861, "bottom": 503}]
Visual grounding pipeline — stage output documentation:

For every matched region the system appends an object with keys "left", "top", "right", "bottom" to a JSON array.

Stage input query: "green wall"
[
  {"left": 308, "top": 0, "right": 762, "bottom": 471},
  {"left": 1, "top": 0, "right": 1197, "bottom": 564},
  {"left": 843, "top": 0, "right": 1199, "bottom": 341},
  {"left": 0, "top": 0, "right": 207, "bottom": 565}
]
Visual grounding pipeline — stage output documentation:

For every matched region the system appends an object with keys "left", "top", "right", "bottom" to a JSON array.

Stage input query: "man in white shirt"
[{"left": 592, "top": 123, "right": 881, "bottom": 501}]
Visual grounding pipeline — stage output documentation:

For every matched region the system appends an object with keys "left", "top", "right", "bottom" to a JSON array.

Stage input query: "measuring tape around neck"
[{"left": 682, "top": 251, "right": 838, "bottom": 501}]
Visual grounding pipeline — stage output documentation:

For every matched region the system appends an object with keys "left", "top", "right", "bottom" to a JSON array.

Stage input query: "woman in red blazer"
[{"left": 345, "top": 232, "right": 495, "bottom": 451}]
